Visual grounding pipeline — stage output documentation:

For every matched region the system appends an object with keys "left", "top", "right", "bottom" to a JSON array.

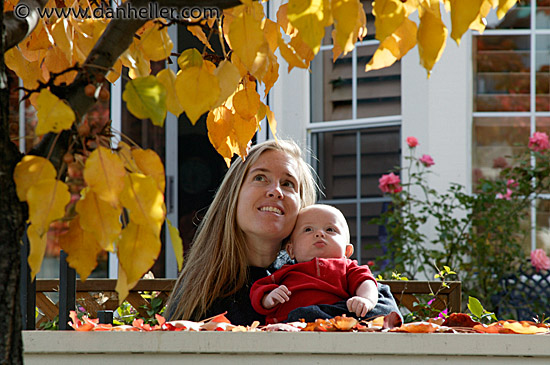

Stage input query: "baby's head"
[{"left": 286, "top": 204, "right": 353, "bottom": 263}]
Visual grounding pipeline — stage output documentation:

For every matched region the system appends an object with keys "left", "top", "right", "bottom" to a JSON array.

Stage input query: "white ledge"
[{"left": 23, "top": 331, "right": 550, "bottom": 364}]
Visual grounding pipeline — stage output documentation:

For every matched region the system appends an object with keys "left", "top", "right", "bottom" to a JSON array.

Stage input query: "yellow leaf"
[
  {"left": 117, "top": 222, "right": 161, "bottom": 284},
  {"left": 233, "top": 114, "right": 259, "bottom": 158},
  {"left": 167, "top": 219, "right": 184, "bottom": 271},
  {"left": 450, "top": 0, "right": 484, "bottom": 45},
  {"left": 13, "top": 156, "right": 56, "bottom": 201},
  {"left": 263, "top": 19, "right": 280, "bottom": 53},
  {"left": 75, "top": 190, "right": 122, "bottom": 252},
  {"left": 122, "top": 75, "right": 167, "bottom": 127},
  {"left": 287, "top": 0, "right": 330, "bottom": 55},
  {"left": 121, "top": 42, "right": 150, "bottom": 79},
  {"left": 373, "top": 0, "right": 406, "bottom": 41},
  {"left": 139, "top": 22, "right": 173, "bottom": 61},
  {"left": 106, "top": 59, "right": 122, "bottom": 84},
  {"left": 27, "top": 224, "right": 48, "bottom": 280},
  {"left": 278, "top": 36, "right": 308, "bottom": 72},
  {"left": 177, "top": 48, "right": 203, "bottom": 70},
  {"left": 417, "top": 5, "right": 448, "bottom": 76},
  {"left": 27, "top": 179, "right": 70, "bottom": 236},
  {"left": 175, "top": 66, "right": 221, "bottom": 124},
  {"left": 156, "top": 68, "right": 184, "bottom": 116},
  {"left": 35, "top": 89, "right": 75, "bottom": 135},
  {"left": 207, "top": 106, "right": 238, "bottom": 166},
  {"left": 5, "top": 47, "right": 41, "bottom": 89},
  {"left": 83, "top": 146, "right": 126, "bottom": 208},
  {"left": 188, "top": 25, "right": 214, "bottom": 52},
  {"left": 120, "top": 173, "right": 165, "bottom": 236},
  {"left": 332, "top": 0, "right": 365, "bottom": 56},
  {"left": 289, "top": 34, "right": 315, "bottom": 68},
  {"left": 42, "top": 47, "right": 76, "bottom": 85},
  {"left": 115, "top": 264, "right": 138, "bottom": 304},
  {"left": 233, "top": 87, "right": 261, "bottom": 120},
  {"left": 366, "top": 18, "right": 418, "bottom": 72},
  {"left": 59, "top": 216, "right": 103, "bottom": 281},
  {"left": 497, "top": 0, "right": 517, "bottom": 19},
  {"left": 227, "top": 3, "right": 266, "bottom": 72},
  {"left": 265, "top": 104, "right": 278, "bottom": 139},
  {"left": 51, "top": 18, "right": 73, "bottom": 61},
  {"left": 470, "top": 0, "right": 494, "bottom": 33},
  {"left": 213, "top": 60, "right": 242, "bottom": 108},
  {"left": 263, "top": 51, "right": 280, "bottom": 96},
  {"left": 116, "top": 141, "right": 140, "bottom": 173},
  {"left": 131, "top": 149, "right": 166, "bottom": 192}
]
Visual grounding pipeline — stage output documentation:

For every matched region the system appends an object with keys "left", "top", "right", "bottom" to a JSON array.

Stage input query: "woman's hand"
[
  {"left": 346, "top": 296, "right": 376, "bottom": 317},
  {"left": 261, "top": 285, "right": 292, "bottom": 309}
]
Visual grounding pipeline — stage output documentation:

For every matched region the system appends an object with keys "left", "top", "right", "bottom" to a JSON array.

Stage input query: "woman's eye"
[
  {"left": 253, "top": 175, "right": 266, "bottom": 182},
  {"left": 282, "top": 181, "right": 295, "bottom": 189}
]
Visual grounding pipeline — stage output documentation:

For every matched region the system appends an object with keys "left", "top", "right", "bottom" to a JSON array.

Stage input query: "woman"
[{"left": 166, "top": 139, "right": 317, "bottom": 325}]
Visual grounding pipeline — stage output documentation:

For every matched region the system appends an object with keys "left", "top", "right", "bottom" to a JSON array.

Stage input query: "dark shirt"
[{"left": 166, "top": 251, "right": 293, "bottom": 325}]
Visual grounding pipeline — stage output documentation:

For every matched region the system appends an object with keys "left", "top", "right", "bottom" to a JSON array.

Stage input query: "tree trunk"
[{"left": 0, "top": 2, "right": 26, "bottom": 364}]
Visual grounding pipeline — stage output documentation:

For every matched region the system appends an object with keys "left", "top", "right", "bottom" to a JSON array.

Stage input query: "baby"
[{"left": 250, "top": 204, "right": 378, "bottom": 324}]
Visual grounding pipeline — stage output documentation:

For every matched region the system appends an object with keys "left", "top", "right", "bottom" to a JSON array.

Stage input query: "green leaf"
[
  {"left": 468, "top": 296, "right": 484, "bottom": 319},
  {"left": 122, "top": 75, "right": 167, "bottom": 127}
]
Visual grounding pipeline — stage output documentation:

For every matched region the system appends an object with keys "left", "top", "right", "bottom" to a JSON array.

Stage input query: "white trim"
[
  {"left": 307, "top": 116, "right": 401, "bottom": 133},
  {"left": 19, "top": 78, "right": 26, "bottom": 153}
]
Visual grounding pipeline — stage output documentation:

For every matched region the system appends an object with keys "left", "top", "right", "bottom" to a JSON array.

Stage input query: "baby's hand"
[
  {"left": 346, "top": 296, "right": 375, "bottom": 318},
  {"left": 262, "top": 285, "right": 291, "bottom": 309}
]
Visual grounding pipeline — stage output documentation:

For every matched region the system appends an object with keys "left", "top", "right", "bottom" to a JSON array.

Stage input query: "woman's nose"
[{"left": 266, "top": 183, "right": 283, "bottom": 199}]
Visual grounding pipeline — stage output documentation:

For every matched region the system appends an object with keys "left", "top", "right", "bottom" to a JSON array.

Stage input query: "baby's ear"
[
  {"left": 345, "top": 244, "right": 354, "bottom": 258},
  {"left": 286, "top": 241, "right": 296, "bottom": 259}
]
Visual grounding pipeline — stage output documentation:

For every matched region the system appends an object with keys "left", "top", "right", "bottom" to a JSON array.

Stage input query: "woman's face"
[{"left": 236, "top": 150, "right": 301, "bottom": 252}]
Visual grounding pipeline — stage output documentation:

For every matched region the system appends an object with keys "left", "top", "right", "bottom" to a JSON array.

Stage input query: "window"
[
  {"left": 473, "top": 0, "right": 550, "bottom": 251},
  {"left": 309, "top": 1, "right": 401, "bottom": 265}
]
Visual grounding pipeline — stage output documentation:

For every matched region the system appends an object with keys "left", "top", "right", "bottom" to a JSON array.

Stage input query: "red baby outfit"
[{"left": 250, "top": 258, "right": 376, "bottom": 324}]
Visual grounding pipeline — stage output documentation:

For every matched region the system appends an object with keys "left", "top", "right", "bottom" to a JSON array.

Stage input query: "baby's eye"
[
  {"left": 326, "top": 227, "right": 335, "bottom": 232},
  {"left": 304, "top": 227, "right": 313, "bottom": 232}
]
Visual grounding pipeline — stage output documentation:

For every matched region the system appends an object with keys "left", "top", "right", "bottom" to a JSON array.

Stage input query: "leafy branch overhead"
[{"left": 5, "top": 0, "right": 516, "bottom": 301}]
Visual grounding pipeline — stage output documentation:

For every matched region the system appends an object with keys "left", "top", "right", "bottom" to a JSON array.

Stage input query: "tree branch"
[{"left": 4, "top": 0, "right": 49, "bottom": 51}]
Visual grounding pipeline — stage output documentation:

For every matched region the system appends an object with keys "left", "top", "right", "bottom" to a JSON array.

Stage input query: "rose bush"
[{"left": 372, "top": 133, "right": 550, "bottom": 318}]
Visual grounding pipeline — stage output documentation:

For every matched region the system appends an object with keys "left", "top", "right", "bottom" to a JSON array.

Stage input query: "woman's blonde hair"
[{"left": 166, "top": 139, "right": 317, "bottom": 321}]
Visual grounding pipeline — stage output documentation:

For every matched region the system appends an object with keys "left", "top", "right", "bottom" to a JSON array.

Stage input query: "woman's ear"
[
  {"left": 286, "top": 241, "right": 295, "bottom": 259},
  {"left": 345, "top": 244, "right": 354, "bottom": 258}
]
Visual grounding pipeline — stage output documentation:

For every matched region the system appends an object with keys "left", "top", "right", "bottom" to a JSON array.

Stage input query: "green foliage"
[
  {"left": 372, "top": 140, "right": 550, "bottom": 318},
  {"left": 467, "top": 296, "right": 497, "bottom": 324}
]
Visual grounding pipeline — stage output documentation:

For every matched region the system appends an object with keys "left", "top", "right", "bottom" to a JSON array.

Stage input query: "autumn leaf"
[
  {"left": 450, "top": 0, "right": 484, "bottom": 45},
  {"left": 26, "top": 179, "right": 70, "bottom": 236},
  {"left": 265, "top": 104, "right": 278, "bottom": 139},
  {"left": 131, "top": 148, "right": 166, "bottom": 192},
  {"left": 122, "top": 75, "right": 167, "bottom": 127},
  {"left": 207, "top": 106, "right": 237, "bottom": 165},
  {"left": 177, "top": 48, "right": 203, "bottom": 70},
  {"left": 4, "top": 47, "right": 41, "bottom": 89},
  {"left": 417, "top": 5, "right": 448, "bottom": 76},
  {"left": 117, "top": 222, "right": 161, "bottom": 285},
  {"left": 277, "top": 36, "right": 308, "bottom": 72},
  {"left": 120, "top": 173, "right": 165, "bottom": 236},
  {"left": 75, "top": 190, "right": 122, "bottom": 252},
  {"left": 156, "top": 68, "right": 184, "bottom": 116},
  {"left": 139, "top": 22, "right": 173, "bottom": 61},
  {"left": 175, "top": 65, "right": 221, "bottom": 124},
  {"left": 188, "top": 25, "right": 214, "bottom": 52},
  {"left": 167, "top": 219, "right": 184, "bottom": 271},
  {"left": 233, "top": 87, "right": 261, "bottom": 120},
  {"left": 83, "top": 146, "right": 126, "bottom": 208},
  {"left": 27, "top": 224, "right": 48, "bottom": 280},
  {"left": 35, "top": 89, "right": 75, "bottom": 135},
  {"left": 502, "top": 321, "right": 549, "bottom": 334},
  {"left": 116, "top": 141, "right": 140, "bottom": 173},
  {"left": 287, "top": 0, "right": 330, "bottom": 55},
  {"left": 332, "top": 0, "right": 365, "bottom": 56},
  {"left": 13, "top": 155, "right": 57, "bottom": 201},
  {"left": 51, "top": 18, "right": 73, "bottom": 61},
  {"left": 59, "top": 216, "right": 103, "bottom": 281},
  {"left": 121, "top": 42, "right": 151, "bottom": 79},
  {"left": 213, "top": 60, "right": 242, "bottom": 108},
  {"left": 366, "top": 18, "right": 417, "bottom": 72},
  {"left": 227, "top": 3, "right": 266, "bottom": 72},
  {"left": 115, "top": 263, "right": 138, "bottom": 305},
  {"left": 373, "top": 0, "right": 406, "bottom": 42},
  {"left": 497, "top": 0, "right": 518, "bottom": 19}
]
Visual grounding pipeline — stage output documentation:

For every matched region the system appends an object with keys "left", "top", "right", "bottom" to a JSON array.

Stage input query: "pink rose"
[
  {"left": 506, "top": 179, "right": 518, "bottom": 188},
  {"left": 378, "top": 173, "right": 402, "bottom": 194},
  {"left": 419, "top": 154, "right": 435, "bottom": 167},
  {"left": 406, "top": 136, "right": 418, "bottom": 148},
  {"left": 496, "top": 188, "right": 512, "bottom": 200},
  {"left": 528, "top": 132, "right": 550, "bottom": 152},
  {"left": 531, "top": 249, "right": 550, "bottom": 272}
]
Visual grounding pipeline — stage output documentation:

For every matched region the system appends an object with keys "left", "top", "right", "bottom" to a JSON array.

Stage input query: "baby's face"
[{"left": 286, "top": 205, "right": 352, "bottom": 263}]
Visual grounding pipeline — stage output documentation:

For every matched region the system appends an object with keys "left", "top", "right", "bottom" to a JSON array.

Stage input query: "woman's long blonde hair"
[{"left": 166, "top": 139, "right": 317, "bottom": 321}]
